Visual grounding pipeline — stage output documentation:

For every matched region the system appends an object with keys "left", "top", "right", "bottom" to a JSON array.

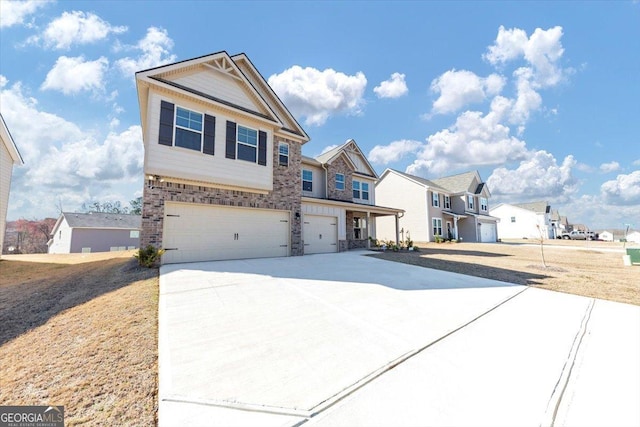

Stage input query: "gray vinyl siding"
[{"left": 70, "top": 229, "right": 140, "bottom": 253}]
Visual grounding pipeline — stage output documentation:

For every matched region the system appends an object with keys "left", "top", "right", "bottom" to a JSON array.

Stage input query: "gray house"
[{"left": 48, "top": 212, "right": 141, "bottom": 254}]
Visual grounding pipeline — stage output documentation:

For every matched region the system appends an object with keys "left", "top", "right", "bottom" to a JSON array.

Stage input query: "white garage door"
[
  {"left": 162, "top": 202, "right": 290, "bottom": 264},
  {"left": 480, "top": 222, "right": 497, "bottom": 243},
  {"left": 303, "top": 215, "right": 338, "bottom": 254}
]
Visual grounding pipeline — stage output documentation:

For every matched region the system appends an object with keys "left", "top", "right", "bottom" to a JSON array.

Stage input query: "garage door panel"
[
  {"left": 304, "top": 215, "right": 338, "bottom": 254},
  {"left": 163, "top": 203, "right": 290, "bottom": 263}
]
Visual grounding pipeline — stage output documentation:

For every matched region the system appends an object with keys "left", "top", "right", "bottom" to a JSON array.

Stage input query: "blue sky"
[{"left": 1, "top": 0, "right": 638, "bottom": 229}]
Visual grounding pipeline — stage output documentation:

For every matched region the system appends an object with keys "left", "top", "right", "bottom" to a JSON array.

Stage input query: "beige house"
[
  {"left": 136, "top": 51, "right": 401, "bottom": 264},
  {"left": 0, "top": 114, "right": 23, "bottom": 258},
  {"left": 376, "top": 169, "right": 498, "bottom": 243}
]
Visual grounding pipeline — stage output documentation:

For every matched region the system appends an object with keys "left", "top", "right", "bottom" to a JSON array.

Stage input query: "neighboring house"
[
  {"left": 0, "top": 113, "right": 24, "bottom": 259},
  {"left": 626, "top": 231, "right": 640, "bottom": 244},
  {"left": 48, "top": 212, "right": 141, "bottom": 254},
  {"left": 490, "top": 201, "right": 555, "bottom": 240},
  {"left": 376, "top": 169, "right": 498, "bottom": 243},
  {"left": 301, "top": 139, "right": 403, "bottom": 252},
  {"left": 599, "top": 230, "right": 614, "bottom": 242},
  {"left": 136, "top": 51, "right": 402, "bottom": 264},
  {"left": 549, "top": 209, "right": 565, "bottom": 238}
]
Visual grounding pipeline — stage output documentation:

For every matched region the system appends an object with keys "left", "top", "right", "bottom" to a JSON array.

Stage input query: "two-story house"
[
  {"left": 375, "top": 169, "right": 498, "bottom": 243},
  {"left": 301, "top": 139, "right": 403, "bottom": 253},
  {"left": 136, "top": 51, "right": 402, "bottom": 264}
]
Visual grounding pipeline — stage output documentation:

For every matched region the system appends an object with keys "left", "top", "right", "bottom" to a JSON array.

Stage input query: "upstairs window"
[
  {"left": 336, "top": 173, "right": 345, "bottom": 190},
  {"left": 362, "top": 183, "right": 369, "bottom": 200},
  {"left": 432, "top": 192, "right": 440, "bottom": 207},
  {"left": 279, "top": 142, "right": 289, "bottom": 166},
  {"left": 444, "top": 195, "right": 451, "bottom": 209},
  {"left": 158, "top": 101, "right": 215, "bottom": 155},
  {"left": 353, "top": 180, "right": 361, "bottom": 199},
  {"left": 302, "top": 169, "right": 313, "bottom": 192},
  {"left": 480, "top": 197, "right": 488, "bottom": 211},
  {"left": 237, "top": 125, "right": 258, "bottom": 162},
  {"left": 511, "top": 216, "right": 516, "bottom": 223},
  {"left": 468, "top": 195, "right": 475, "bottom": 210},
  {"left": 175, "top": 107, "right": 203, "bottom": 151}
]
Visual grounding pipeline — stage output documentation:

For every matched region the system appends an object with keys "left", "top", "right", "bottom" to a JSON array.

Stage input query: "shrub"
[
  {"left": 134, "top": 245, "right": 165, "bottom": 268},
  {"left": 435, "top": 235, "right": 444, "bottom": 243}
]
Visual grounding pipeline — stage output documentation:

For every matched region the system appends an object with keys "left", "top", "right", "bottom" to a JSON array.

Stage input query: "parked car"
[{"left": 562, "top": 230, "right": 588, "bottom": 240}]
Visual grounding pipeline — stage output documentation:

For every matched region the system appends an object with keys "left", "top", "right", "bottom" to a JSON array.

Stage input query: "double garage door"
[
  {"left": 303, "top": 215, "right": 338, "bottom": 254},
  {"left": 162, "top": 202, "right": 290, "bottom": 264}
]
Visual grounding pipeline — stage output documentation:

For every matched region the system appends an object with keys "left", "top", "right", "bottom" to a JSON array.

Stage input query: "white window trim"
[
  {"left": 278, "top": 142, "right": 289, "bottom": 166},
  {"left": 353, "top": 180, "right": 361, "bottom": 199},
  {"left": 336, "top": 173, "right": 345, "bottom": 191},
  {"left": 302, "top": 169, "right": 313, "bottom": 192},
  {"left": 480, "top": 197, "right": 488, "bottom": 211},
  {"left": 468, "top": 195, "right": 474, "bottom": 210},
  {"left": 361, "top": 182, "right": 370, "bottom": 201},
  {"left": 174, "top": 105, "right": 204, "bottom": 152},
  {"left": 237, "top": 124, "right": 258, "bottom": 163},
  {"left": 352, "top": 180, "right": 370, "bottom": 201},
  {"left": 432, "top": 192, "right": 440, "bottom": 207},
  {"left": 444, "top": 195, "right": 451, "bottom": 209},
  {"left": 432, "top": 217, "right": 443, "bottom": 237}
]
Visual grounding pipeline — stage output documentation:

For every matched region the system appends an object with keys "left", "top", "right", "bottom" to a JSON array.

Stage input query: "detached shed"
[{"left": 48, "top": 212, "right": 141, "bottom": 254}]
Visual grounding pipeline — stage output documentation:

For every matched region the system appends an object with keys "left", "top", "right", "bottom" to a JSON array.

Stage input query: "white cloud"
[
  {"left": 555, "top": 194, "right": 639, "bottom": 230},
  {"left": 268, "top": 65, "right": 367, "bottom": 126},
  {"left": 599, "top": 161, "right": 621, "bottom": 173},
  {"left": 487, "top": 151, "right": 578, "bottom": 200},
  {"left": 485, "top": 25, "right": 567, "bottom": 89},
  {"left": 0, "top": 0, "right": 51, "bottom": 28},
  {"left": 2, "top": 78, "right": 144, "bottom": 219},
  {"left": 600, "top": 171, "right": 640, "bottom": 205},
  {"left": 115, "top": 27, "right": 176, "bottom": 79},
  {"left": 632, "top": 159, "right": 640, "bottom": 166},
  {"left": 407, "top": 103, "right": 528, "bottom": 176},
  {"left": 374, "top": 73, "right": 408, "bottom": 99},
  {"left": 368, "top": 139, "right": 422, "bottom": 164},
  {"left": 430, "top": 70, "right": 505, "bottom": 115},
  {"left": 37, "top": 11, "right": 127, "bottom": 49},
  {"left": 319, "top": 144, "right": 339, "bottom": 155},
  {"left": 41, "top": 56, "right": 109, "bottom": 95}
]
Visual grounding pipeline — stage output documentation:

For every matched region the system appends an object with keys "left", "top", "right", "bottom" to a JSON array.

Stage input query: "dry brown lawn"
[
  {"left": 370, "top": 239, "right": 639, "bottom": 306},
  {"left": 0, "top": 251, "right": 158, "bottom": 426}
]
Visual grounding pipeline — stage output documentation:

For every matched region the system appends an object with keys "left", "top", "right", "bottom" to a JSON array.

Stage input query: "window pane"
[
  {"left": 353, "top": 181, "right": 360, "bottom": 190},
  {"left": 303, "top": 170, "right": 312, "bottom": 180},
  {"left": 176, "top": 107, "right": 202, "bottom": 132},
  {"left": 237, "top": 143, "right": 257, "bottom": 162},
  {"left": 303, "top": 181, "right": 313, "bottom": 191},
  {"left": 279, "top": 143, "right": 289, "bottom": 155},
  {"left": 362, "top": 191, "right": 369, "bottom": 200},
  {"left": 279, "top": 154, "right": 288, "bottom": 166},
  {"left": 238, "top": 126, "right": 257, "bottom": 146},
  {"left": 175, "top": 128, "right": 201, "bottom": 151}
]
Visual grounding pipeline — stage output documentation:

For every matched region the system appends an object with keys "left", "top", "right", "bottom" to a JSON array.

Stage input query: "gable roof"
[
  {"left": 431, "top": 171, "right": 485, "bottom": 194},
  {"left": 61, "top": 212, "right": 142, "bottom": 229},
  {"left": 379, "top": 169, "right": 449, "bottom": 192},
  {"left": 513, "top": 201, "right": 550, "bottom": 214},
  {"left": 0, "top": 113, "right": 24, "bottom": 165},
  {"left": 135, "top": 51, "right": 309, "bottom": 143},
  {"left": 314, "top": 139, "right": 378, "bottom": 177}
]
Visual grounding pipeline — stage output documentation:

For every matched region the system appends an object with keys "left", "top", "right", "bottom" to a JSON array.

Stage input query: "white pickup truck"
[{"left": 561, "top": 230, "right": 595, "bottom": 240}]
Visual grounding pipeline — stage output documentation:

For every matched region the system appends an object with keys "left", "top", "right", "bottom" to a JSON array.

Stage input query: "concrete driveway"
[{"left": 159, "top": 251, "right": 640, "bottom": 427}]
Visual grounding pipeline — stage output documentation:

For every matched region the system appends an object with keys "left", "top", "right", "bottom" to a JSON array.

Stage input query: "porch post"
[
  {"left": 366, "top": 211, "right": 371, "bottom": 249},
  {"left": 453, "top": 217, "right": 459, "bottom": 240},
  {"left": 395, "top": 214, "right": 400, "bottom": 246}
]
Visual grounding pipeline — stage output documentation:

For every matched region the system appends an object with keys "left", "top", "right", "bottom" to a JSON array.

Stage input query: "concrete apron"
[{"left": 158, "top": 252, "right": 640, "bottom": 427}]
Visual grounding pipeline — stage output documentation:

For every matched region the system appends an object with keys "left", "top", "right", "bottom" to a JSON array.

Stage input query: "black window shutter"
[
  {"left": 159, "top": 101, "right": 174, "bottom": 146},
  {"left": 203, "top": 114, "right": 215, "bottom": 155},
  {"left": 226, "top": 121, "right": 236, "bottom": 159},
  {"left": 258, "top": 131, "right": 267, "bottom": 166}
]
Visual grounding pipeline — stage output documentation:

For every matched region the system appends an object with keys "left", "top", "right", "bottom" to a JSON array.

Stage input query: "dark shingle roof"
[
  {"left": 63, "top": 212, "right": 141, "bottom": 229},
  {"left": 431, "top": 171, "right": 479, "bottom": 194}
]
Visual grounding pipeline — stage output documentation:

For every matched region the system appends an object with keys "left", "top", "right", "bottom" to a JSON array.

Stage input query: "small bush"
[{"left": 134, "top": 245, "right": 165, "bottom": 268}]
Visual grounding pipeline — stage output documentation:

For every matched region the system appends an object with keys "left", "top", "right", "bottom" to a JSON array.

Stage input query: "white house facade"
[
  {"left": 0, "top": 114, "right": 23, "bottom": 258},
  {"left": 490, "top": 201, "right": 555, "bottom": 240}
]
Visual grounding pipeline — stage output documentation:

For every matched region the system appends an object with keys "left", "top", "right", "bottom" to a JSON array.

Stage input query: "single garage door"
[
  {"left": 162, "top": 202, "right": 290, "bottom": 264},
  {"left": 303, "top": 215, "right": 338, "bottom": 254},
  {"left": 480, "top": 222, "right": 497, "bottom": 243}
]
